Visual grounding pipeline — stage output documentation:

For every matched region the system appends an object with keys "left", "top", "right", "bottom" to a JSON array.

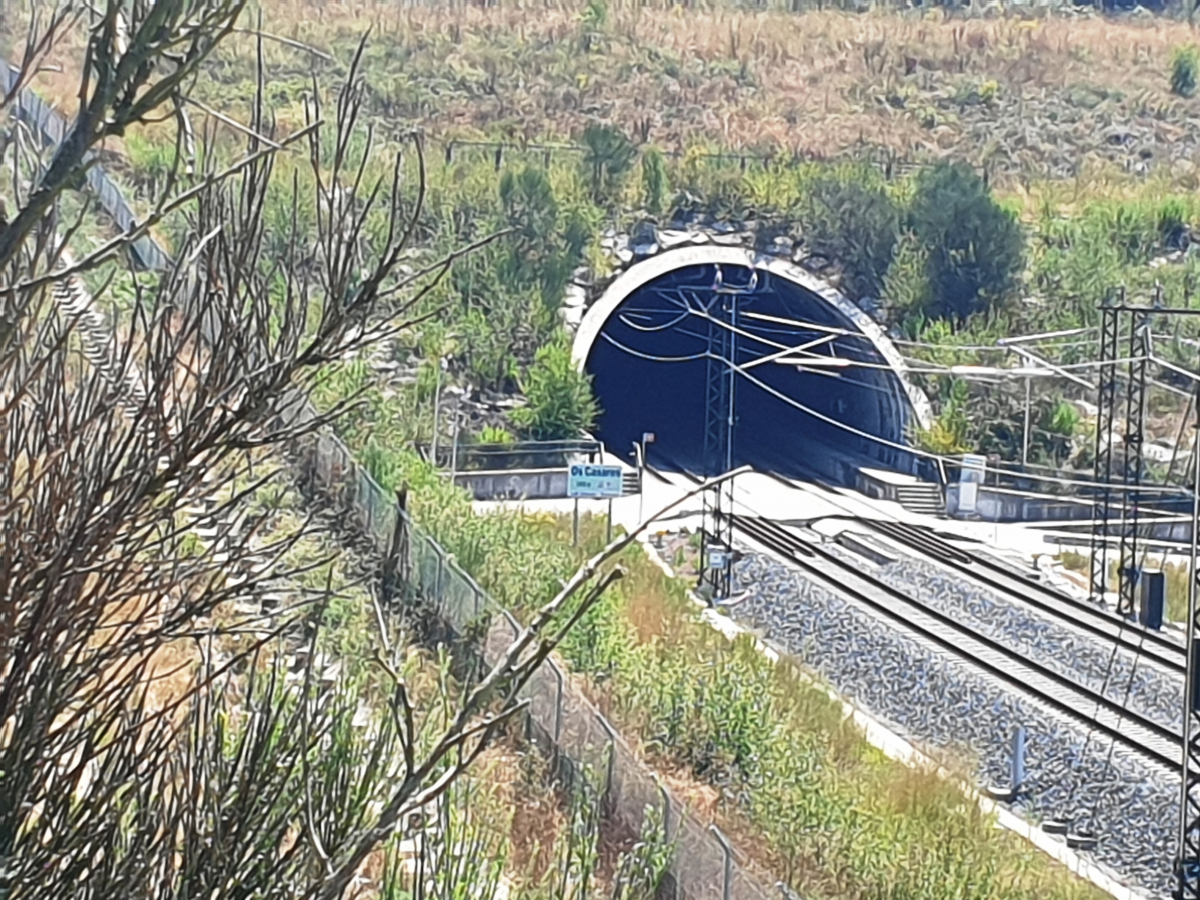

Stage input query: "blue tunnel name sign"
[{"left": 568, "top": 464, "right": 624, "bottom": 499}]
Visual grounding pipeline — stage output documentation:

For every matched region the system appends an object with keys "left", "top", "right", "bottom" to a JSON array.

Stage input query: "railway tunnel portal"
[{"left": 572, "top": 247, "right": 933, "bottom": 485}]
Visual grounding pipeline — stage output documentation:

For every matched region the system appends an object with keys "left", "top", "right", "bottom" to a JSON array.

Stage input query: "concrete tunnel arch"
[{"left": 571, "top": 246, "right": 934, "bottom": 484}]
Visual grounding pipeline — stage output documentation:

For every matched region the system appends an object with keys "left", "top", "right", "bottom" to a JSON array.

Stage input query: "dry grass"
[
  {"left": 13, "top": 3, "right": 1200, "bottom": 191},
  {"left": 227, "top": 3, "right": 1200, "bottom": 181},
  {"left": 495, "top": 742, "right": 567, "bottom": 881}
]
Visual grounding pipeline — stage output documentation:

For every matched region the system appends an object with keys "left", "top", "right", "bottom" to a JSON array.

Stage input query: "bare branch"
[{"left": 316, "top": 468, "right": 750, "bottom": 898}]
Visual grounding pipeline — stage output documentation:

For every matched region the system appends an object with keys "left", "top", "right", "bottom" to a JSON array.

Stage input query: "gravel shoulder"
[
  {"left": 829, "top": 541, "right": 1185, "bottom": 732},
  {"left": 731, "top": 550, "right": 1178, "bottom": 896}
]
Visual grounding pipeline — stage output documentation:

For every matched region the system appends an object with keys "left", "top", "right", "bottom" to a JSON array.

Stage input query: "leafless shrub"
[{"left": 0, "top": 4, "right": 730, "bottom": 896}]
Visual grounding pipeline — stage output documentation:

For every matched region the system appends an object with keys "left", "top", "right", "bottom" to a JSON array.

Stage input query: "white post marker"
[
  {"left": 958, "top": 453, "right": 986, "bottom": 516},
  {"left": 636, "top": 433, "right": 656, "bottom": 524},
  {"left": 1011, "top": 724, "right": 1026, "bottom": 794},
  {"left": 431, "top": 356, "right": 447, "bottom": 464}
]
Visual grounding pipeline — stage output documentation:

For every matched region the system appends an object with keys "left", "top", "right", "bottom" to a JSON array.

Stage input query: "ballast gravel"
[
  {"left": 835, "top": 545, "right": 1185, "bottom": 733},
  {"left": 730, "top": 550, "right": 1178, "bottom": 896}
]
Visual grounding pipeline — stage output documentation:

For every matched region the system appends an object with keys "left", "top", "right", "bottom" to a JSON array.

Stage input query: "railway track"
[
  {"left": 749, "top": 467, "right": 1187, "bottom": 677},
  {"left": 727, "top": 512, "right": 1182, "bottom": 771},
  {"left": 855, "top": 518, "right": 1187, "bottom": 679}
]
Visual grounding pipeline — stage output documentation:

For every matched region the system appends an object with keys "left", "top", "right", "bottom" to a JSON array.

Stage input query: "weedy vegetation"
[{"left": 10, "top": 1, "right": 1198, "bottom": 897}]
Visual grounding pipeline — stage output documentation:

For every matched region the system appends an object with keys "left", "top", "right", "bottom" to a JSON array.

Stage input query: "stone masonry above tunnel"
[{"left": 571, "top": 247, "right": 931, "bottom": 485}]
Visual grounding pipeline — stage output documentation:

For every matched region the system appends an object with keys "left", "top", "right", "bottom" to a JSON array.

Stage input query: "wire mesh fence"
[
  {"left": 1, "top": 59, "right": 173, "bottom": 271},
  {"left": 432, "top": 133, "right": 925, "bottom": 182},
  {"left": 4, "top": 47, "right": 780, "bottom": 900},
  {"left": 294, "top": 423, "right": 781, "bottom": 900}
]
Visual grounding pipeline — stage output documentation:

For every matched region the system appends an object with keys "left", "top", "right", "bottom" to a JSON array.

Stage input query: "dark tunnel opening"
[{"left": 581, "top": 261, "right": 922, "bottom": 485}]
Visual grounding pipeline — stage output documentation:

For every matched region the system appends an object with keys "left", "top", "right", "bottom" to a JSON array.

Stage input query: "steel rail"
[
  {"left": 858, "top": 518, "right": 1187, "bottom": 678},
  {"left": 750, "top": 466, "right": 1186, "bottom": 675},
  {"left": 730, "top": 512, "right": 1181, "bottom": 772}
]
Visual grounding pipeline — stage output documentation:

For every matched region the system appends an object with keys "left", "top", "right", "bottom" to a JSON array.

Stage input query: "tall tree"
[{"left": 909, "top": 162, "right": 1024, "bottom": 322}]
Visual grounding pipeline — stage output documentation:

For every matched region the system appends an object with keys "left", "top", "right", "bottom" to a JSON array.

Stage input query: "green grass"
[
  {"left": 24, "top": 0, "right": 1200, "bottom": 470},
  {"left": 316, "top": 370, "right": 1108, "bottom": 900},
  {"left": 107, "top": 48, "right": 1200, "bottom": 468},
  {"left": 1056, "top": 549, "right": 1190, "bottom": 623}
]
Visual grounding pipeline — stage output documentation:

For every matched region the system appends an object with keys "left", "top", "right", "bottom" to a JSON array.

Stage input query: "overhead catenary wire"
[
  {"left": 616, "top": 308, "right": 692, "bottom": 332},
  {"left": 617, "top": 316, "right": 1159, "bottom": 379},
  {"left": 604, "top": 284, "right": 1200, "bottom": 493},
  {"left": 606, "top": 328, "right": 1199, "bottom": 495},
  {"left": 603, "top": 324, "right": 903, "bottom": 398},
  {"left": 598, "top": 331, "right": 710, "bottom": 363}
]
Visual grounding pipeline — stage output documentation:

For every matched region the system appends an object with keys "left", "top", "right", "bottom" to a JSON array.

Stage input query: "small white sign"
[
  {"left": 708, "top": 548, "right": 730, "bottom": 570},
  {"left": 567, "top": 464, "right": 624, "bottom": 499},
  {"left": 958, "top": 454, "right": 986, "bottom": 514},
  {"left": 960, "top": 454, "right": 986, "bottom": 479}
]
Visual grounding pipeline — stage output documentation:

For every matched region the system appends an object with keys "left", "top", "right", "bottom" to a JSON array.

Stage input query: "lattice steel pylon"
[
  {"left": 1090, "top": 303, "right": 1121, "bottom": 605},
  {"left": 699, "top": 265, "right": 755, "bottom": 602},
  {"left": 1117, "top": 312, "right": 1150, "bottom": 617},
  {"left": 1180, "top": 382, "right": 1200, "bottom": 898},
  {"left": 701, "top": 299, "right": 734, "bottom": 601},
  {"left": 1083, "top": 298, "right": 1200, "bottom": 899}
]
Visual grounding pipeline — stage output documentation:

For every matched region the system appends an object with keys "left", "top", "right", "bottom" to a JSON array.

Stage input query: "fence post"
[
  {"left": 550, "top": 660, "right": 565, "bottom": 743},
  {"left": 432, "top": 542, "right": 445, "bottom": 616},
  {"left": 503, "top": 610, "right": 521, "bottom": 652},
  {"left": 654, "top": 775, "right": 672, "bottom": 844},
  {"left": 655, "top": 776, "right": 679, "bottom": 900},
  {"left": 710, "top": 824, "right": 733, "bottom": 900},
  {"left": 596, "top": 713, "right": 618, "bottom": 817}
]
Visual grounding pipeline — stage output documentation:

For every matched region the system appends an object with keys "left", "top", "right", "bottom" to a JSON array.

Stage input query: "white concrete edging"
[{"left": 637, "top": 533, "right": 1153, "bottom": 900}]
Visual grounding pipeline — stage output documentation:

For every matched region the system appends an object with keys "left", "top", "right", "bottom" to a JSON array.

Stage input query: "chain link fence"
[
  {"left": 1, "top": 60, "right": 173, "bottom": 271},
  {"left": 3, "top": 49, "right": 780, "bottom": 900},
  {"left": 294, "top": 422, "right": 779, "bottom": 900}
]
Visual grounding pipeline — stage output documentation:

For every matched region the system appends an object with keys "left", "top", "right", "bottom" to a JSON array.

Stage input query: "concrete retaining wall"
[
  {"left": 947, "top": 484, "right": 1194, "bottom": 538},
  {"left": 451, "top": 468, "right": 570, "bottom": 500}
]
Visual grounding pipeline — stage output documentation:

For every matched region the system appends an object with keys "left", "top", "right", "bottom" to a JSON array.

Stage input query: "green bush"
[
  {"left": 1157, "top": 197, "right": 1189, "bottom": 248},
  {"left": 500, "top": 164, "right": 559, "bottom": 246},
  {"left": 909, "top": 162, "right": 1024, "bottom": 322},
  {"left": 509, "top": 333, "right": 600, "bottom": 441},
  {"left": 1044, "top": 398, "right": 1080, "bottom": 438},
  {"left": 913, "top": 378, "right": 972, "bottom": 455},
  {"left": 1171, "top": 45, "right": 1199, "bottom": 97},
  {"left": 478, "top": 425, "right": 516, "bottom": 445},
  {"left": 881, "top": 229, "right": 932, "bottom": 321},
  {"left": 800, "top": 171, "right": 901, "bottom": 299},
  {"left": 671, "top": 147, "right": 755, "bottom": 220},
  {"left": 498, "top": 163, "right": 586, "bottom": 309},
  {"left": 417, "top": 156, "right": 601, "bottom": 391},
  {"left": 581, "top": 122, "right": 636, "bottom": 205},
  {"left": 641, "top": 146, "right": 669, "bottom": 217}
]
